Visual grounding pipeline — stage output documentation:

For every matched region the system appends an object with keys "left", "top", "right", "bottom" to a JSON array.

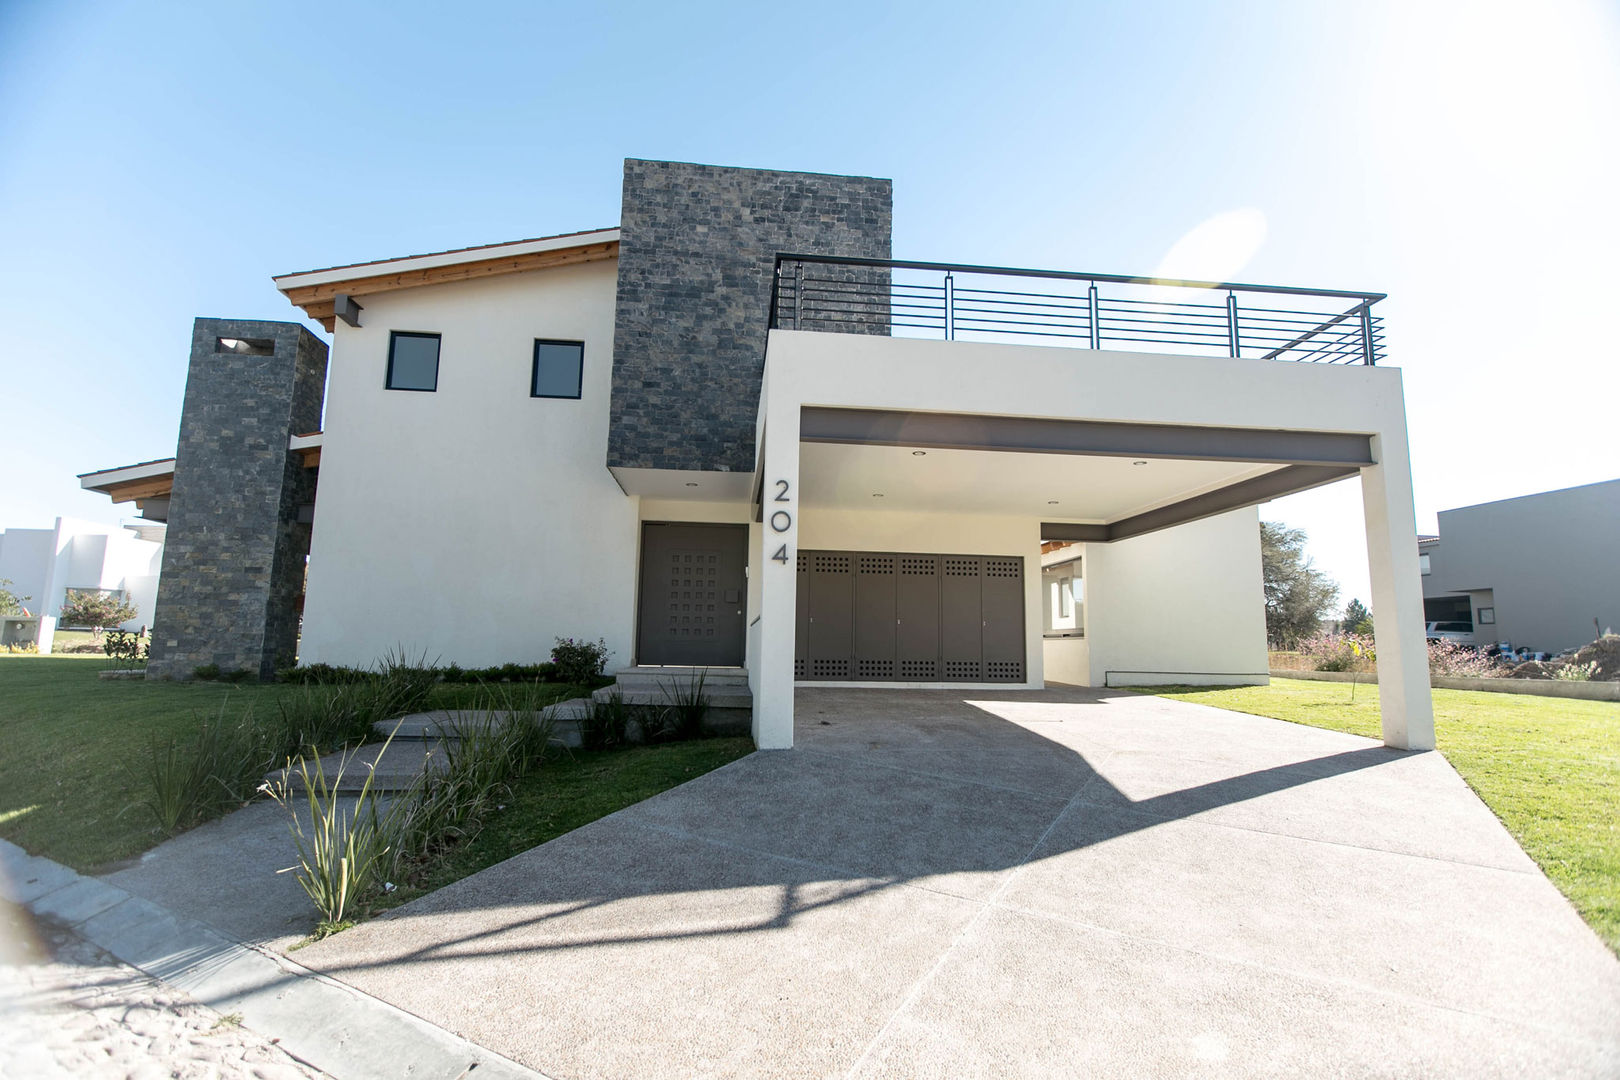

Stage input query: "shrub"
[
  {"left": 1299, "top": 632, "right": 1375, "bottom": 673},
  {"left": 1553, "top": 660, "right": 1599, "bottom": 682},
  {"left": 1428, "top": 640, "right": 1507, "bottom": 678},
  {"left": 103, "top": 630, "right": 148, "bottom": 667},
  {"left": 0, "top": 577, "right": 29, "bottom": 617},
  {"left": 139, "top": 705, "right": 272, "bottom": 835},
  {"left": 276, "top": 662, "right": 372, "bottom": 685},
  {"left": 272, "top": 662, "right": 436, "bottom": 757},
  {"left": 551, "top": 637, "right": 610, "bottom": 685},
  {"left": 580, "top": 689, "right": 631, "bottom": 750},
  {"left": 276, "top": 659, "right": 562, "bottom": 685},
  {"left": 266, "top": 746, "right": 394, "bottom": 933},
  {"left": 59, "top": 589, "right": 139, "bottom": 630},
  {"left": 380, "top": 683, "right": 556, "bottom": 882},
  {"left": 192, "top": 664, "right": 221, "bottom": 681},
  {"left": 660, "top": 669, "right": 710, "bottom": 741}
]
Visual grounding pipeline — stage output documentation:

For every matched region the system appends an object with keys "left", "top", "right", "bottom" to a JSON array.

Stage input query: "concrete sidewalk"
[
  {"left": 292, "top": 686, "right": 1620, "bottom": 1078},
  {"left": 0, "top": 839, "right": 547, "bottom": 1079}
]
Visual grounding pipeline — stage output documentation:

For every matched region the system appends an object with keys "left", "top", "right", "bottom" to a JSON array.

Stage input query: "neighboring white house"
[
  {"left": 0, "top": 517, "right": 164, "bottom": 652},
  {"left": 85, "top": 159, "right": 1435, "bottom": 753}
]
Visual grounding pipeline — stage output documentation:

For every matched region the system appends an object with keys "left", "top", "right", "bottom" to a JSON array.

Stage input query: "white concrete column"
[
  {"left": 752, "top": 407, "right": 801, "bottom": 750},
  {"left": 1360, "top": 430, "right": 1436, "bottom": 751}
]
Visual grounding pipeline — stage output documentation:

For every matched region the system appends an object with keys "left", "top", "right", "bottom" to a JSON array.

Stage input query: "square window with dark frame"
[
  {"left": 387, "top": 331, "right": 441, "bottom": 392},
  {"left": 532, "top": 340, "right": 583, "bottom": 399}
]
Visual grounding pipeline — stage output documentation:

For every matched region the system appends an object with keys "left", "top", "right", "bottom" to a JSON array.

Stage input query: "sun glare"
[{"left": 1153, "top": 208, "right": 1268, "bottom": 284}]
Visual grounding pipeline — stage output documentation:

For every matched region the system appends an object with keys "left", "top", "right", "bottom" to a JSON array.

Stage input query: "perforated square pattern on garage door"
[{"left": 795, "top": 550, "right": 1024, "bottom": 681}]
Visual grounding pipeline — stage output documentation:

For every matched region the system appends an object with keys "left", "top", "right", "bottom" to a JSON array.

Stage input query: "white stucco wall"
[
  {"left": 1083, "top": 507, "right": 1268, "bottom": 686},
  {"left": 0, "top": 528, "right": 53, "bottom": 615},
  {"left": 1, "top": 519, "right": 161, "bottom": 630},
  {"left": 300, "top": 260, "right": 639, "bottom": 669},
  {"left": 1042, "top": 636, "right": 1090, "bottom": 684}
]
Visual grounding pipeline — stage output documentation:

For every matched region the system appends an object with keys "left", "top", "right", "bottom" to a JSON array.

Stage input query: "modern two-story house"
[
  {"left": 1421, "top": 478, "right": 1620, "bottom": 653},
  {"left": 89, "top": 159, "right": 1435, "bottom": 752}
]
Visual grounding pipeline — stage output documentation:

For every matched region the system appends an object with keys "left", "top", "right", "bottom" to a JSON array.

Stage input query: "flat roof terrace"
[{"left": 769, "top": 254, "right": 1386, "bottom": 366}]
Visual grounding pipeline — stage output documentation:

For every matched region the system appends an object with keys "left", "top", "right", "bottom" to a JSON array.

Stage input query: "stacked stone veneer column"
[
  {"left": 147, "top": 319, "right": 327, "bottom": 680},
  {"left": 608, "top": 159, "right": 893, "bottom": 473}
]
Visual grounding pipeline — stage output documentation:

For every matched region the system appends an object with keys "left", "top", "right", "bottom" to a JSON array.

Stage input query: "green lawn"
[
  {"left": 375, "top": 737, "right": 754, "bottom": 913},
  {"left": 1135, "top": 678, "right": 1620, "bottom": 954},
  {"left": 0, "top": 657, "right": 594, "bottom": 870}
]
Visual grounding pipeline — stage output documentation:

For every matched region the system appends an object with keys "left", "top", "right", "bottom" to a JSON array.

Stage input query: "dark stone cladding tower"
[
  {"left": 608, "top": 159, "right": 892, "bottom": 474},
  {"left": 146, "top": 319, "right": 327, "bottom": 680}
]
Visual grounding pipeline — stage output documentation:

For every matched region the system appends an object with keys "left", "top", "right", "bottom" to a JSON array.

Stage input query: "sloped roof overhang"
[{"left": 273, "top": 228, "right": 620, "bottom": 331}]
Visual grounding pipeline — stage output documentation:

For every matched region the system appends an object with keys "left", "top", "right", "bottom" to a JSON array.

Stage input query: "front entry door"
[{"left": 637, "top": 523, "right": 748, "bottom": 666}]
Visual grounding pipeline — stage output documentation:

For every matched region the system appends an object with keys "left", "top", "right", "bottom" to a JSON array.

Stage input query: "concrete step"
[
  {"left": 609, "top": 666, "right": 751, "bottom": 691},
  {"left": 591, "top": 685, "right": 754, "bottom": 710},
  {"left": 373, "top": 703, "right": 591, "bottom": 746},
  {"left": 265, "top": 739, "right": 451, "bottom": 794}
]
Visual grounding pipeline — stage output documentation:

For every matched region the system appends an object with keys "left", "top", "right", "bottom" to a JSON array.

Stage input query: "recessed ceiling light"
[
  {"left": 1131, "top": 460, "right": 1148, "bottom": 466},
  {"left": 912, "top": 450, "right": 927, "bottom": 456},
  {"left": 684, "top": 482, "right": 699, "bottom": 487}
]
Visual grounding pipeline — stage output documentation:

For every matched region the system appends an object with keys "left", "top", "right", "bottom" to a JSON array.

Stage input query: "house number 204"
[{"left": 770, "top": 479, "right": 792, "bottom": 563}]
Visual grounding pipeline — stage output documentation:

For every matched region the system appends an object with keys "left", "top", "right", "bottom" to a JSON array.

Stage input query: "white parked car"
[{"left": 1425, "top": 621, "right": 1476, "bottom": 646}]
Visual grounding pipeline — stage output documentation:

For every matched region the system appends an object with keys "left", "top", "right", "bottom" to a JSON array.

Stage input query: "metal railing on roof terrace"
[{"left": 769, "top": 254, "right": 1386, "bottom": 365}]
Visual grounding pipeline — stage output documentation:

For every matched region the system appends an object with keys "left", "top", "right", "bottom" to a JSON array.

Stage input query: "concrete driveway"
[{"left": 296, "top": 686, "right": 1620, "bottom": 1078}]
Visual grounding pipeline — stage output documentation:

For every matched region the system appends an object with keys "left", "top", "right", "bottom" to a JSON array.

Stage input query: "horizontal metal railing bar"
[
  {"left": 950, "top": 285, "right": 1096, "bottom": 302},
  {"left": 776, "top": 253, "right": 1386, "bottom": 302},
  {"left": 800, "top": 304, "right": 941, "bottom": 320},
  {"left": 954, "top": 317, "right": 1092, "bottom": 333},
  {"left": 1103, "top": 296, "right": 1233, "bottom": 311},
  {"left": 1097, "top": 326, "right": 1242, "bottom": 342},
  {"left": 1243, "top": 324, "right": 1362, "bottom": 340},
  {"left": 796, "top": 296, "right": 929, "bottom": 312},
  {"left": 1237, "top": 308, "right": 1368, "bottom": 323},
  {"left": 1095, "top": 318, "right": 1233, "bottom": 339},
  {"left": 952, "top": 290, "right": 1094, "bottom": 307},
  {"left": 955, "top": 325, "right": 1093, "bottom": 341},
  {"left": 773, "top": 255, "right": 1386, "bottom": 364},
  {"left": 1095, "top": 299, "right": 1231, "bottom": 317},
  {"left": 1098, "top": 310, "right": 1231, "bottom": 328},
  {"left": 955, "top": 315, "right": 1091, "bottom": 331},
  {"left": 796, "top": 289, "right": 917, "bottom": 308},
  {"left": 792, "top": 295, "right": 1376, "bottom": 329},
  {"left": 952, "top": 302, "right": 1095, "bottom": 318},
  {"left": 1095, "top": 306, "right": 1231, "bottom": 322}
]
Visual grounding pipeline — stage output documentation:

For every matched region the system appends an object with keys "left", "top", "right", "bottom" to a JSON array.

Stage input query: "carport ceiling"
[{"left": 799, "top": 443, "right": 1285, "bottom": 519}]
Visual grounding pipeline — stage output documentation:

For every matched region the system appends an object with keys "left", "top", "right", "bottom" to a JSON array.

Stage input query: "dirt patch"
[{"left": 1512, "top": 635, "right": 1620, "bottom": 681}]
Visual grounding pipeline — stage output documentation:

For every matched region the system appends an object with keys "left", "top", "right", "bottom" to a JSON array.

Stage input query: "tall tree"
[
  {"left": 1260, "top": 522, "right": 1341, "bottom": 647},
  {"left": 1343, "top": 597, "right": 1374, "bottom": 636},
  {"left": 59, "top": 589, "right": 139, "bottom": 630},
  {"left": 0, "top": 578, "right": 28, "bottom": 616}
]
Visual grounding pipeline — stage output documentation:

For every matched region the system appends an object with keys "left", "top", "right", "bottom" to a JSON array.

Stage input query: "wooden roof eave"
[{"left": 280, "top": 240, "right": 620, "bottom": 331}]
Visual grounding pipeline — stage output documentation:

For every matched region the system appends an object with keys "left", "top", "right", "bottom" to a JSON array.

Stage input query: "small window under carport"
[{"left": 1041, "top": 545, "right": 1083, "bottom": 637}]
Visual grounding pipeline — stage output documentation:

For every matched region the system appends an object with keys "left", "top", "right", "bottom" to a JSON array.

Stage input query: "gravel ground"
[{"left": 0, "top": 902, "right": 327, "bottom": 1079}]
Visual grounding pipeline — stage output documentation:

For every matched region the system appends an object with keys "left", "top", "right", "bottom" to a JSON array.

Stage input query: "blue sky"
[{"left": 4, "top": 0, "right": 1617, "bottom": 607}]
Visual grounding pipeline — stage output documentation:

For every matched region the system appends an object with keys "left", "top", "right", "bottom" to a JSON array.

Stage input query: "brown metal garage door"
[{"left": 795, "top": 550, "right": 1024, "bottom": 682}]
